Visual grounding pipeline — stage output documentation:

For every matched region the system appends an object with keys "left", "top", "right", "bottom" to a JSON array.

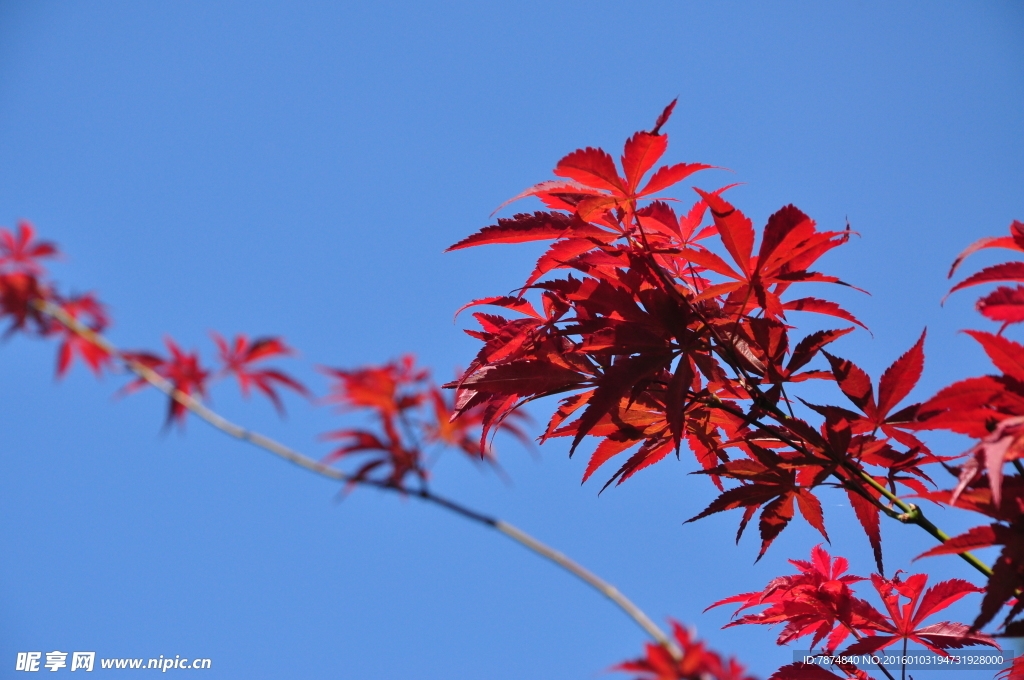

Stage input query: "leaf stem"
[
  {"left": 902, "top": 634, "right": 908, "bottom": 680},
  {"left": 34, "top": 299, "right": 682, "bottom": 659}
]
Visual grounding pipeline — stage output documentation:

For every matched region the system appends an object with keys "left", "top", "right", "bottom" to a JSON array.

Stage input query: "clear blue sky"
[{"left": 1, "top": 2, "right": 1022, "bottom": 678}]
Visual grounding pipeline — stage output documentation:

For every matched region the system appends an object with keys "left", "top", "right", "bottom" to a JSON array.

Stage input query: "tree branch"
[{"left": 33, "top": 298, "right": 682, "bottom": 659}]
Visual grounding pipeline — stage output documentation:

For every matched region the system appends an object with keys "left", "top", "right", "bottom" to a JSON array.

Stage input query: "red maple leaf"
[
  {"left": 687, "top": 446, "right": 832, "bottom": 559},
  {"left": 917, "top": 331, "right": 1024, "bottom": 508},
  {"left": 769, "top": 663, "right": 875, "bottom": 680},
  {"left": 0, "top": 272, "right": 50, "bottom": 334},
  {"left": 915, "top": 474, "right": 1024, "bottom": 523},
  {"left": 424, "top": 385, "right": 531, "bottom": 463},
  {"left": 945, "top": 221, "right": 1024, "bottom": 332},
  {"left": 0, "top": 221, "right": 58, "bottom": 275},
  {"left": 681, "top": 198, "right": 861, "bottom": 324},
  {"left": 976, "top": 286, "right": 1024, "bottom": 332},
  {"left": 320, "top": 359, "right": 534, "bottom": 490},
  {"left": 123, "top": 338, "right": 210, "bottom": 427},
  {"left": 996, "top": 653, "right": 1024, "bottom": 680},
  {"left": 820, "top": 331, "right": 927, "bottom": 447},
  {"left": 447, "top": 104, "right": 717, "bottom": 290},
  {"left": 839, "top": 572, "right": 994, "bottom": 656},
  {"left": 320, "top": 354, "right": 428, "bottom": 416},
  {"left": 915, "top": 497, "right": 1024, "bottom": 631},
  {"left": 53, "top": 293, "right": 111, "bottom": 378},
  {"left": 211, "top": 332, "right": 309, "bottom": 414},
  {"left": 496, "top": 100, "right": 713, "bottom": 223},
  {"left": 948, "top": 220, "right": 1024, "bottom": 280},
  {"left": 614, "top": 620, "right": 754, "bottom": 680},
  {"left": 707, "top": 545, "right": 885, "bottom": 653},
  {"left": 319, "top": 356, "right": 434, "bottom": 489},
  {"left": 319, "top": 427, "right": 425, "bottom": 490}
]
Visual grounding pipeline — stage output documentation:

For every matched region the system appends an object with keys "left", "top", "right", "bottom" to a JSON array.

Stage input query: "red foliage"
[
  {"left": 446, "top": 104, "right": 945, "bottom": 570},
  {"left": 711, "top": 546, "right": 994, "bottom": 678},
  {"left": 320, "top": 356, "right": 527, "bottom": 489},
  {"left": 319, "top": 355, "right": 431, "bottom": 487},
  {"left": 0, "top": 221, "right": 58, "bottom": 275},
  {"left": 841, "top": 573, "right": 992, "bottom": 656},
  {"left": 0, "top": 222, "right": 59, "bottom": 336},
  {"left": 706, "top": 545, "right": 879, "bottom": 653},
  {"left": 123, "top": 339, "right": 211, "bottom": 427},
  {"left": 615, "top": 620, "right": 755, "bottom": 680},
  {"left": 212, "top": 332, "right": 310, "bottom": 413},
  {"left": 445, "top": 107, "right": 1024, "bottom": 677},
  {"left": 425, "top": 385, "right": 531, "bottom": 462},
  {"left": 0, "top": 271, "right": 50, "bottom": 334},
  {"left": 53, "top": 293, "right": 111, "bottom": 377},
  {"left": 9, "top": 110, "right": 1024, "bottom": 680}
]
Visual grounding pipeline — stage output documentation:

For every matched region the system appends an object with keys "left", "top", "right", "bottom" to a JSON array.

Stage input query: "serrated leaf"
[
  {"left": 876, "top": 329, "right": 926, "bottom": 418},
  {"left": 949, "top": 262, "right": 1024, "bottom": 296},
  {"left": 964, "top": 330, "right": 1024, "bottom": 382}
]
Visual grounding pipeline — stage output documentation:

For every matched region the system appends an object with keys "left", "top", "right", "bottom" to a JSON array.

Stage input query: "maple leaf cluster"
[
  {"left": 0, "top": 222, "right": 106, "bottom": 367},
  {"left": 907, "top": 218, "right": 1024, "bottom": 635},
  {"left": 447, "top": 102, "right": 931, "bottom": 564},
  {"left": 318, "top": 354, "right": 529, "bottom": 489},
  {"left": 0, "top": 220, "right": 522, "bottom": 492},
  {"left": 120, "top": 332, "right": 311, "bottom": 426},
  {"left": 709, "top": 545, "right": 995, "bottom": 680},
  {"left": 446, "top": 104, "right": 1024, "bottom": 678},
  {"left": 13, "top": 104, "right": 1024, "bottom": 680},
  {"left": 615, "top": 620, "right": 755, "bottom": 680}
]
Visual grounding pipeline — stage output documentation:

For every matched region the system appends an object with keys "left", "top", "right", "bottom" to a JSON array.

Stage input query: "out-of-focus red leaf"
[
  {"left": 950, "top": 415, "right": 1024, "bottom": 508},
  {"left": 0, "top": 221, "right": 58, "bottom": 275},
  {"left": 614, "top": 619, "right": 755, "bottom": 680},
  {"left": 0, "top": 272, "right": 50, "bottom": 334},
  {"left": 320, "top": 354, "right": 428, "bottom": 416},
  {"left": 212, "top": 332, "right": 309, "bottom": 414},
  {"left": 425, "top": 386, "right": 531, "bottom": 462},
  {"left": 123, "top": 338, "right": 211, "bottom": 427},
  {"left": 53, "top": 293, "right": 110, "bottom": 378}
]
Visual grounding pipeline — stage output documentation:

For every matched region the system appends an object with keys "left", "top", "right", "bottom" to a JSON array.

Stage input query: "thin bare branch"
[{"left": 33, "top": 298, "right": 682, "bottom": 658}]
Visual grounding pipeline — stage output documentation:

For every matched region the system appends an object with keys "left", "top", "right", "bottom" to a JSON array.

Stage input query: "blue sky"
[{"left": 1, "top": 2, "right": 1022, "bottom": 678}]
